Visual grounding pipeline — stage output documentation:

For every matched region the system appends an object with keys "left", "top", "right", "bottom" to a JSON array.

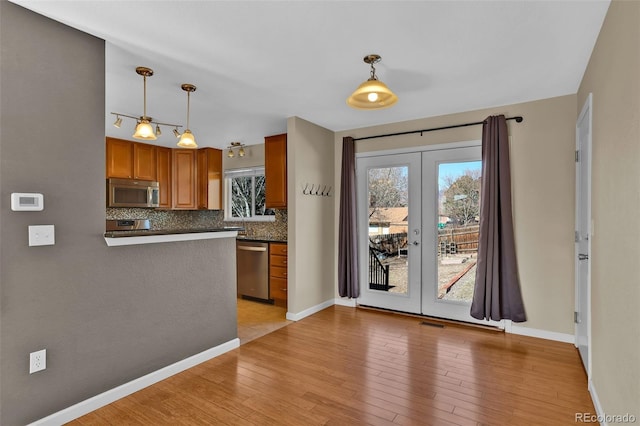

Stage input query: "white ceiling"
[{"left": 11, "top": 0, "right": 610, "bottom": 149}]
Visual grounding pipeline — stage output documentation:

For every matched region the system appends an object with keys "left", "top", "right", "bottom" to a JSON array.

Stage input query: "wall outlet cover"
[
  {"left": 30, "top": 349, "right": 46, "bottom": 374},
  {"left": 28, "top": 225, "right": 55, "bottom": 246}
]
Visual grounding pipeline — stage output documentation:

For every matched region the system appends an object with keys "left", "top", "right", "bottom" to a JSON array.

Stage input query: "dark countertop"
[
  {"left": 104, "top": 227, "right": 243, "bottom": 238},
  {"left": 236, "top": 236, "right": 288, "bottom": 244}
]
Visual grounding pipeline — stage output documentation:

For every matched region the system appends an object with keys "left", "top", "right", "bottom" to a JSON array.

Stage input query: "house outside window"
[{"left": 225, "top": 167, "right": 275, "bottom": 221}]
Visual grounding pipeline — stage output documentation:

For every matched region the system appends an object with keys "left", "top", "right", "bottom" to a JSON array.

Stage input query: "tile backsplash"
[{"left": 106, "top": 208, "right": 287, "bottom": 240}]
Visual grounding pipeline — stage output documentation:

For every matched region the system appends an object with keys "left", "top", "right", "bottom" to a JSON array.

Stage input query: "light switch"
[{"left": 28, "top": 225, "right": 55, "bottom": 246}]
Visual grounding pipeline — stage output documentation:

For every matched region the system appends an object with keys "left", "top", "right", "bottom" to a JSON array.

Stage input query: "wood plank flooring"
[
  {"left": 236, "top": 298, "right": 291, "bottom": 344},
  {"left": 69, "top": 306, "right": 595, "bottom": 425}
]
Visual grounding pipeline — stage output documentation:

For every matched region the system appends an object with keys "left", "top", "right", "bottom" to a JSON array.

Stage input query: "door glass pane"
[
  {"left": 437, "top": 161, "right": 481, "bottom": 303},
  {"left": 368, "top": 166, "right": 409, "bottom": 294}
]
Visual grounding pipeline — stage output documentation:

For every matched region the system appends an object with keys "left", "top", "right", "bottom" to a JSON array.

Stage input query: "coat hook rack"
[{"left": 302, "top": 183, "right": 331, "bottom": 197}]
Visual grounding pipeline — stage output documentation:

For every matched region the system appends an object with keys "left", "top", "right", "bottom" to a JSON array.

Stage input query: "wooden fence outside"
[
  {"left": 369, "top": 227, "right": 479, "bottom": 257},
  {"left": 438, "top": 226, "right": 479, "bottom": 255}
]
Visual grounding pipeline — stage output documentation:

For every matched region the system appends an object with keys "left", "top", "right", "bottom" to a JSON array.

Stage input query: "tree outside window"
[{"left": 226, "top": 168, "right": 274, "bottom": 220}]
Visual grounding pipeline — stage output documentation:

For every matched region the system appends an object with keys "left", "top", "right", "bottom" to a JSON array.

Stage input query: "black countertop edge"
[
  {"left": 104, "top": 227, "right": 243, "bottom": 238},
  {"left": 236, "top": 236, "right": 288, "bottom": 243}
]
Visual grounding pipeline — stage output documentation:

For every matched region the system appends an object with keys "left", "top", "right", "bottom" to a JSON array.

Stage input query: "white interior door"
[
  {"left": 357, "top": 153, "right": 422, "bottom": 314},
  {"left": 575, "top": 94, "right": 592, "bottom": 376}
]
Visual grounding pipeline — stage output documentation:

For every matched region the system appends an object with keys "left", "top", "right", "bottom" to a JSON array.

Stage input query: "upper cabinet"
[
  {"left": 172, "top": 149, "right": 197, "bottom": 210},
  {"left": 106, "top": 137, "right": 156, "bottom": 180},
  {"left": 156, "top": 147, "right": 172, "bottom": 209},
  {"left": 105, "top": 138, "right": 222, "bottom": 211},
  {"left": 133, "top": 143, "right": 157, "bottom": 181},
  {"left": 197, "top": 148, "right": 222, "bottom": 210},
  {"left": 265, "top": 133, "right": 287, "bottom": 209},
  {"left": 106, "top": 137, "right": 133, "bottom": 179}
]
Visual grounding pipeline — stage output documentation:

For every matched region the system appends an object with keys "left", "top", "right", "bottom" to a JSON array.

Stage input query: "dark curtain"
[
  {"left": 338, "top": 136, "right": 359, "bottom": 298},
  {"left": 471, "top": 115, "right": 527, "bottom": 322}
]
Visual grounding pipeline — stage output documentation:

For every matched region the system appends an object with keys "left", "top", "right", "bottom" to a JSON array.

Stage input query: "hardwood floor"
[
  {"left": 237, "top": 297, "right": 291, "bottom": 344},
  {"left": 69, "top": 306, "right": 595, "bottom": 425}
]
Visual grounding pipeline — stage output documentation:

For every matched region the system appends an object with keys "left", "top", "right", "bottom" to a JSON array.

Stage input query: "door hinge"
[
  {"left": 575, "top": 150, "right": 580, "bottom": 162},
  {"left": 574, "top": 311, "right": 580, "bottom": 324},
  {"left": 575, "top": 231, "right": 579, "bottom": 242}
]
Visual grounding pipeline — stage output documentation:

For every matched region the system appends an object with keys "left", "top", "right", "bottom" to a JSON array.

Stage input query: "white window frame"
[{"left": 224, "top": 167, "right": 275, "bottom": 222}]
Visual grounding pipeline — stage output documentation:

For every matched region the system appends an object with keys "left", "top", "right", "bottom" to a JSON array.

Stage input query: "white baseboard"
[
  {"left": 504, "top": 321, "right": 574, "bottom": 343},
  {"left": 286, "top": 299, "right": 335, "bottom": 321},
  {"left": 334, "top": 297, "right": 356, "bottom": 307},
  {"left": 29, "top": 338, "right": 240, "bottom": 426},
  {"left": 588, "top": 379, "right": 607, "bottom": 426}
]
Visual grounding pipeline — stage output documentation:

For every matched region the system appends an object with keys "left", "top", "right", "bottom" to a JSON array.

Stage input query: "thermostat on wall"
[{"left": 11, "top": 193, "right": 44, "bottom": 211}]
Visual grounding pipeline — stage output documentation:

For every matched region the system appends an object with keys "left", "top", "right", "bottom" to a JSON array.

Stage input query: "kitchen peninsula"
[{"left": 104, "top": 228, "right": 240, "bottom": 246}]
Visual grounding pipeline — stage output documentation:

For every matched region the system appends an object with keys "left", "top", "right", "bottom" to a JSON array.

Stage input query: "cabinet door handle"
[{"left": 282, "top": 260, "right": 287, "bottom": 264}]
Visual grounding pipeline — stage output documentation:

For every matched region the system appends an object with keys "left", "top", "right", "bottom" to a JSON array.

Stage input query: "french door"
[{"left": 357, "top": 144, "right": 497, "bottom": 325}]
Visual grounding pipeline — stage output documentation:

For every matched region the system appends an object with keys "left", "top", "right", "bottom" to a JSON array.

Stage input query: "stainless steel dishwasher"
[{"left": 236, "top": 240, "right": 270, "bottom": 301}]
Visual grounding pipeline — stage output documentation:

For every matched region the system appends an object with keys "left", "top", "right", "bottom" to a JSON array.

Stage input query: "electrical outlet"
[{"left": 29, "top": 349, "right": 46, "bottom": 374}]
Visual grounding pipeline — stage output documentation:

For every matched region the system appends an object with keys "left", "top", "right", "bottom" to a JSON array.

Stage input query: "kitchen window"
[{"left": 225, "top": 167, "right": 275, "bottom": 221}]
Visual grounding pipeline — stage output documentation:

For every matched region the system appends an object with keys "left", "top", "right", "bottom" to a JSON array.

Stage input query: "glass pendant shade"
[
  {"left": 177, "top": 129, "right": 197, "bottom": 148},
  {"left": 347, "top": 79, "right": 398, "bottom": 110},
  {"left": 133, "top": 119, "right": 157, "bottom": 140}
]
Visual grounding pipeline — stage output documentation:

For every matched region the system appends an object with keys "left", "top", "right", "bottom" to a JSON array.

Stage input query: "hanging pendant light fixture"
[
  {"left": 346, "top": 54, "right": 398, "bottom": 110},
  {"left": 111, "top": 66, "right": 181, "bottom": 139},
  {"left": 177, "top": 84, "right": 198, "bottom": 148},
  {"left": 132, "top": 67, "right": 157, "bottom": 140}
]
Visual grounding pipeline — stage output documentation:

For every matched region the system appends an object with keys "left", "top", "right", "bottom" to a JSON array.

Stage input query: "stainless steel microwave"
[{"left": 107, "top": 178, "right": 159, "bottom": 208}]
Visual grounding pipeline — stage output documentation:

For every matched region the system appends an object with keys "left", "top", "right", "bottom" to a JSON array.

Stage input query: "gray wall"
[{"left": 0, "top": 3, "right": 237, "bottom": 424}]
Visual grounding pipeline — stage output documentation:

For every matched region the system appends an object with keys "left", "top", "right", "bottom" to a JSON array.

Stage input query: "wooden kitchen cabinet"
[
  {"left": 269, "top": 242, "right": 288, "bottom": 307},
  {"left": 133, "top": 142, "right": 157, "bottom": 180},
  {"left": 265, "top": 133, "right": 287, "bottom": 209},
  {"left": 172, "top": 149, "right": 197, "bottom": 209},
  {"left": 156, "top": 147, "right": 172, "bottom": 208},
  {"left": 106, "top": 138, "right": 219, "bottom": 211},
  {"left": 106, "top": 137, "right": 156, "bottom": 180},
  {"left": 106, "top": 137, "right": 133, "bottom": 178},
  {"left": 197, "top": 148, "right": 222, "bottom": 210}
]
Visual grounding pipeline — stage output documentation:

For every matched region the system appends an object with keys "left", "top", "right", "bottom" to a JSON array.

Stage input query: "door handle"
[
  {"left": 412, "top": 241, "right": 420, "bottom": 246},
  {"left": 578, "top": 253, "right": 589, "bottom": 260}
]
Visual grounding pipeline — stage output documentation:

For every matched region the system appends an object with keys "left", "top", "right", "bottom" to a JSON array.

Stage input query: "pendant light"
[
  {"left": 177, "top": 84, "right": 198, "bottom": 148},
  {"left": 111, "top": 66, "right": 181, "bottom": 139},
  {"left": 132, "top": 67, "right": 157, "bottom": 140},
  {"left": 346, "top": 54, "right": 398, "bottom": 110}
]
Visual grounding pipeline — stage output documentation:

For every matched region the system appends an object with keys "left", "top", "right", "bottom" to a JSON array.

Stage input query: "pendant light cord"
[
  {"left": 143, "top": 74, "right": 147, "bottom": 118},
  {"left": 186, "top": 91, "right": 190, "bottom": 129}
]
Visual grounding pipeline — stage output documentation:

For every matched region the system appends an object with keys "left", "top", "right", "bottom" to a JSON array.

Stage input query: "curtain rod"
[{"left": 353, "top": 116, "right": 524, "bottom": 141}]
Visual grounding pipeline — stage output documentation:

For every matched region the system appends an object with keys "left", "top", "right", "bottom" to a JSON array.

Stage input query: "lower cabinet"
[{"left": 269, "top": 242, "right": 288, "bottom": 307}]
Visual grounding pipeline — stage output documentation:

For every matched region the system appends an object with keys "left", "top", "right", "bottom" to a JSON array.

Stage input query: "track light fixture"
[
  {"left": 177, "top": 84, "right": 198, "bottom": 149},
  {"left": 227, "top": 142, "right": 245, "bottom": 158},
  {"left": 346, "top": 54, "right": 398, "bottom": 110},
  {"left": 111, "top": 66, "right": 181, "bottom": 140}
]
